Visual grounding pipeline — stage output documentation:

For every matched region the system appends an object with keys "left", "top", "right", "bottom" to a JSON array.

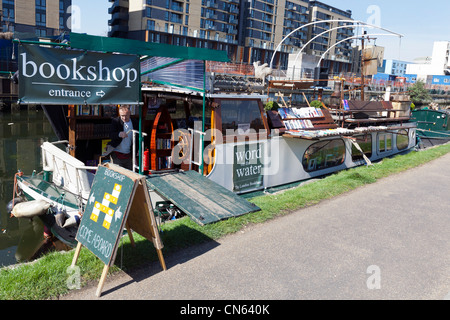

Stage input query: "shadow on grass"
[{"left": 101, "top": 223, "right": 220, "bottom": 297}]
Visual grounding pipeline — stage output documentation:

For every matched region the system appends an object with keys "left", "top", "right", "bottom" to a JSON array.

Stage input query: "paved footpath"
[{"left": 62, "top": 152, "right": 450, "bottom": 300}]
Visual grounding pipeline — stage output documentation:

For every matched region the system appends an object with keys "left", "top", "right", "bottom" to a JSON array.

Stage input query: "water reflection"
[{"left": 0, "top": 108, "right": 57, "bottom": 268}]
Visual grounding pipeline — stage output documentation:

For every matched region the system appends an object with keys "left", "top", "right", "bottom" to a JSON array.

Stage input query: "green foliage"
[
  {"left": 264, "top": 100, "right": 279, "bottom": 111},
  {"left": 310, "top": 100, "right": 323, "bottom": 108},
  {"left": 409, "top": 80, "right": 432, "bottom": 105}
]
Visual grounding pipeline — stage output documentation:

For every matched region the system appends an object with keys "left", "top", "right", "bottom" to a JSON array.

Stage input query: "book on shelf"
[
  {"left": 75, "top": 105, "right": 102, "bottom": 116},
  {"left": 103, "top": 105, "right": 117, "bottom": 118},
  {"left": 75, "top": 105, "right": 85, "bottom": 116},
  {"left": 76, "top": 123, "right": 94, "bottom": 139},
  {"left": 156, "top": 138, "right": 172, "bottom": 149},
  {"left": 283, "top": 119, "right": 314, "bottom": 130},
  {"left": 157, "top": 156, "right": 172, "bottom": 170},
  {"left": 101, "top": 139, "right": 111, "bottom": 154},
  {"left": 81, "top": 105, "right": 90, "bottom": 115},
  {"left": 91, "top": 105, "right": 100, "bottom": 116},
  {"left": 279, "top": 107, "right": 324, "bottom": 119},
  {"left": 75, "top": 123, "right": 111, "bottom": 139}
]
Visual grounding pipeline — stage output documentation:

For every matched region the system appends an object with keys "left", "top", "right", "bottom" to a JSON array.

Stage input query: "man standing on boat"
[{"left": 107, "top": 105, "right": 139, "bottom": 171}]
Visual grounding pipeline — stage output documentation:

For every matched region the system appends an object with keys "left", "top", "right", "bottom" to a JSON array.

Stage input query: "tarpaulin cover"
[{"left": 69, "top": 33, "right": 229, "bottom": 62}]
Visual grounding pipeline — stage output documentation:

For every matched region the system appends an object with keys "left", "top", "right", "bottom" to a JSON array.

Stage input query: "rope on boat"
[
  {"left": 416, "top": 128, "right": 450, "bottom": 138},
  {"left": 345, "top": 138, "right": 373, "bottom": 166},
  {"left": 10, "top": 171, "right": 23, "bottom": 217}
]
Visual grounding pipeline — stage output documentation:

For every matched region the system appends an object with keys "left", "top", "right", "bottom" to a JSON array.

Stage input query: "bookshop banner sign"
[{"left": 18, "top": 44, "right": 140, "bottom": 105}]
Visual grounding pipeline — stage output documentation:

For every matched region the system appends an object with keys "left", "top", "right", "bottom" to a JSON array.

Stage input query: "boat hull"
[
  {"left": 412, "top": 109, "right": 450, "bottom": 148},
  {"left": 208, "top": 125, "right": 417, "bottom": 194},
  {"left": 416, "top": 130, "right": 450, "bottom": 148}
]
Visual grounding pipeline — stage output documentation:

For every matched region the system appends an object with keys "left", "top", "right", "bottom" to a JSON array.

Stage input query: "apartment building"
[
  {"left": 1, "top": 0, "right": 72, "bottom": 36},
  {"left": 0, "top": 0, "right": 72, "bottom": 106},
  {"left": 109, "top": 0, "right": 353, "bottom": 71},
  {"left": 306, "top": 1, "right": 353, "bottom": 74}
]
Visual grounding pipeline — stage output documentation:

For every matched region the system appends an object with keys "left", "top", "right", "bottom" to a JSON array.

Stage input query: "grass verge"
[{"left": 1, "top": 143, "right": 450, "bottom": 299}]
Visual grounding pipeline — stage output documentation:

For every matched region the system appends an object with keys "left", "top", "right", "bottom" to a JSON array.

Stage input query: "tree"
[{"left": 409, "top": 80, "right": 432, "bottom": 105}]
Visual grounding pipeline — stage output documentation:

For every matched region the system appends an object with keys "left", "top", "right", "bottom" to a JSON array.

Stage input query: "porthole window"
[
  {"left": 378, "top": 133, "right": 393, "bottom": 153},
  {"left": 351, "top": 135, "right": 372, "bottom": 162},
  {"left": 302, "top": 139, "right": 345, "bottom": 172},
  {"left": 396, "top": 129, "right": 409, "bottom": 150}
]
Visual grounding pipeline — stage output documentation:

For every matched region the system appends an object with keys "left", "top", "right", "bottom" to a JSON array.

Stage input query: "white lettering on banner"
[
  {"left": 235, "top": 165, "right": 262, "bottom": 178},
  {"left": 20, "top": 52, "right": 138, "bottom": 88},
  {"left": 56, "top": 63, "right": 70, "bottom": 80},
  {"left": 235, "top": 148, "right": 262, "bottom": 164},
  {"left": 49, "top": 89, "right": 92, "bottom": 98}
]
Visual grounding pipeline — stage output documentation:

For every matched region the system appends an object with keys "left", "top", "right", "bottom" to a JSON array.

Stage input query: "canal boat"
[
  {"left": 11, "top": 33, "right": 417, "bottom": 247},
  {"left": 15, "top": 80, "right": 417, "bottom": 209},
  {"left": 138, "top": 82, "right": 416, "bottom": 194},
  {"left": 411, "top": 108, "right": 450, "bottom": 147},
  {"left": 11, "top": 86, "right": 416, "bottom": 246}
]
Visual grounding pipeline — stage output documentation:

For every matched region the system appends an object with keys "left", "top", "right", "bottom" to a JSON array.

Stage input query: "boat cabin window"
[
  {"left": 351, "top": 135, "right": 372, "bottom": 162},
  {"left": 220, "top": 99, "right": 265, "bottom": 135},
  {"left": 302, "top": 139, "right": 345, "bottom": 172},
  {"left": 145, "top": 96, "right": 211, "bottom": 130},
  {"left": 378, "top": 133, "right": 393, "bottom": 153},
  {"left": 396, "top": 129, "right": 409, "bottom": 150}
]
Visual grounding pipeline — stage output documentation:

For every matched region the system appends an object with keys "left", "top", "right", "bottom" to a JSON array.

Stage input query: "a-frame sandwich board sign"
[{"left": 71, "top": 163, "right": 165, "bottom": 297}]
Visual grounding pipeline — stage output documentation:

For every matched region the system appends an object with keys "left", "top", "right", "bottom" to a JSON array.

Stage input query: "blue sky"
[
  {"left": 71, "top": 0, "right": 110, "bottom": 36},
  {"left": 71, "top": 0, "right": 449, "bottom": 62},
  {"left": 322, "top": 0, "right": 450, "bottom": 61}
]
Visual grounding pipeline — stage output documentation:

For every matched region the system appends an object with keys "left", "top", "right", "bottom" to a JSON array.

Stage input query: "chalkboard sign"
[
  {"left": 76, "top": 165, "right": 136, "bottom": 265},
  {"left": 72, "top": 163, "right": 165, "bottom": 297}
]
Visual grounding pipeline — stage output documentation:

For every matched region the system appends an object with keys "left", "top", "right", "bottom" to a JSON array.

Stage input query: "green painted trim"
[{"left": 69, "top": 33, "right": 229, "bottom": 62}]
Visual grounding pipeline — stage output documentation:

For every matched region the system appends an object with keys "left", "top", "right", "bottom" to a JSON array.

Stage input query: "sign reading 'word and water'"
[
  {"left": 233, "top": 142, "right": 264, "bottom": 193},
  {"left": 18, "top": 44, "right": 140, "bottom": 105}
]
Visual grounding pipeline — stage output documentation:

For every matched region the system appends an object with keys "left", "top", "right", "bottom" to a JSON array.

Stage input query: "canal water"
[{"left": 0, "top": 108, "right": 57, "bottom": 268}]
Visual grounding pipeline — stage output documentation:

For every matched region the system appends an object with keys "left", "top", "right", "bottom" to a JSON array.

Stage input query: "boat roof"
[
  {"left": 283, "top": 122, "right": 416, "bottom": 140},
  {"left": 141, "top": 85, "right": 268, "bottom": 100},
  {"left": 69, "top": 33, "right": 229, "bottom": 62},
  {"left": 413, "top": 108, "right": 450, "bottom": 115}
]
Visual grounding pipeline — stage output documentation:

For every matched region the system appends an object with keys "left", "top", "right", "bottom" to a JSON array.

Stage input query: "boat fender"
[
  {"left": 11, "top": 199, "right": 51, "bottom": 218},
  {"left": 62, "top": 215, "right": 80, "bottom": 228},
  {"left": 6, "top": 197, "right": 24, "bottom": 214},
  {"left": 54, "top": 207, "right": 67, "bottom": 228}
]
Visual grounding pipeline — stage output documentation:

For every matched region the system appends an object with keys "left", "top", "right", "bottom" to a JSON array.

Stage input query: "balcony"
[
  {"left": 109, "top": 24, "right": 128, "bottom": 35},
  {"left": 263, "top": 24, "right": 272, "bottom": 32},
  {"left": 230, "top": 7, "right": 239, "bottom": 14},
  {"left": 227, "top": 27, "right": 237, "bottom": 35},
  {"left": 108, "top": 0, "right": 129, "bottom": 14},
  {"left": 108, "top": 11, "right": 129, "bottom": 26},
  {"left": 228, "top": 16, "right": 238, "bottom": 25},
  {"left": 170, "top": 3, "right": 184, "bottom": 12},
  {"left": 205, "top": 12, "right": 218, "bottom": 20}
]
